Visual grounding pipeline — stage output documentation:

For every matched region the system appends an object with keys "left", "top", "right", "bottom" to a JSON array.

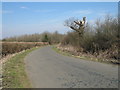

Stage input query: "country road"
[{"left": 25, "top": 46, "right": 118, "bottom": 88}]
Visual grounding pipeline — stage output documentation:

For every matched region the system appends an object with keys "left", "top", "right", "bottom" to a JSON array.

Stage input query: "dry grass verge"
[
  {"left": 2, "top": 47, "right": 39, "bottom": 88},
  {"left": 53, "top": 45, "right": 119, "bottom": 65}
]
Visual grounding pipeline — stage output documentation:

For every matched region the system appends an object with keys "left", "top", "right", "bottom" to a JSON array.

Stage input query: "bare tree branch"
[{"left": 64, "top": 17, "right": 86, "bottom": 35}]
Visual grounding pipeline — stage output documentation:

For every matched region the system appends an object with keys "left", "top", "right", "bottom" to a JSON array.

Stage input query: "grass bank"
[
  {"left": 52, "top": 46, "right": 119, "bottom": 65},
  {"left": 2, "top": 47, "right": 39, "bottom": 88}
]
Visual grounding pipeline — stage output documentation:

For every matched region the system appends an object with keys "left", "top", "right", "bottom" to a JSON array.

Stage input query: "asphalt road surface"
[{"left": 25, "top": 46, "right": 118, "bottom": 88}]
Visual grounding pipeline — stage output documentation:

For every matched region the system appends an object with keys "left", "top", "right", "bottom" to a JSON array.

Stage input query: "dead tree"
[{"left": 64, "top": 17, "right": 86, "bottom": 46}]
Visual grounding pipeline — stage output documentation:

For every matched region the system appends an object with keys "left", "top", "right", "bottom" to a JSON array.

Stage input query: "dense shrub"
[
  {"left": 61, "top": 32, "right": 78, "bottom": 46},
  {"left": 1, "top": 42, "right": 48, "bottom": 57},
  {"left": 61, "top": 15, "right": 119, "bottom": 60}
]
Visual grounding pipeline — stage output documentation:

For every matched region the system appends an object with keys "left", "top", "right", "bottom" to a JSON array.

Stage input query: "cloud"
[
  {"left": 34, "top": 9, "right": 55, "bottom": 13},
  {"left": 74, "top": 10, "right": 92, "bottom": 15},
  {"left": 20, "top": 6, "right": 28, "bottom": 9}
]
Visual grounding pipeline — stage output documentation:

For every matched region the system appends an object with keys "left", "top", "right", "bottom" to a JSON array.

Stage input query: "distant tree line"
[
  {"left": 2, "top": 14, "right": 119, "bottom": 60},
  {"left": 2, "top": 31, "right": 64, "bottom": 44}
]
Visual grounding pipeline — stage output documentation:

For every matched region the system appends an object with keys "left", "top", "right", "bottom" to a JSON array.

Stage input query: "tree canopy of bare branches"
[{"left": 64, "top": 17, "right": 86, "bottom": 35}]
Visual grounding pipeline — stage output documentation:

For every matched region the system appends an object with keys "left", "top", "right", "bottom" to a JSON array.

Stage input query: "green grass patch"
[{"left": 3, "top": 47, "right": 39, "bottom": 88}]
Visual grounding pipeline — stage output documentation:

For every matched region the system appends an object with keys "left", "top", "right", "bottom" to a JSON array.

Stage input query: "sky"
[
  {"left": 1, "top": 2, "right": 118, "bottom": 39},
  {"left": 1, "top": 0, "right": 120, "bottom": 2}
]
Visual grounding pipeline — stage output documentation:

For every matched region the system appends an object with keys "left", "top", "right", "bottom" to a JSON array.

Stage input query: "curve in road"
[{"left": 25, "top": 46, "right": 118, "bottom": 88}]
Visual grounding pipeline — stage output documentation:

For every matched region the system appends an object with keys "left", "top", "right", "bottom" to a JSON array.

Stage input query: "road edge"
[{"left": 2, "top": 47, "right": 39, "bottom": 88}]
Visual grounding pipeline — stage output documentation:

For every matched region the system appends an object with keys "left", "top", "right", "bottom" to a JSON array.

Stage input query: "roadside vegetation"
[
  {"left": 1, "top": 42, "right": 48, "bottom": 88},
  {"left": 53, "top": 45, "right": 117, "bottom": 65},
  {"left": 1, "top": 42, "right": 48, "bottom": 57},
  {"left": 1, "top": 14, "right": 119, "bottom": 65},
  {"left": 59, "top": 14, "right": 119, "bottom": 64},
  {"left": 2, "top": 31, "right": 64, "bottom": 44},
  {"left": 1, "top": 31, "right": 63, "bottom": 88},
  {"left": 2, "top": 47, "right": 38, "bottom": 88}
]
